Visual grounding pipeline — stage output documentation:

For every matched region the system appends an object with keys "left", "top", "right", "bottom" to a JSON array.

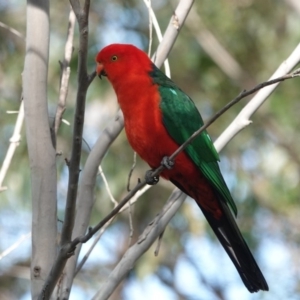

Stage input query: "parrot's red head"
[{"left": 95, "top": 44, "right": 152, "bottom": 87}]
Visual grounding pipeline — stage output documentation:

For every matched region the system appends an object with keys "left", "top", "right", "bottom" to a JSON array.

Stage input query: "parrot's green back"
[{"left": 149, "top": 64, "right": 237, "bottom": 216}]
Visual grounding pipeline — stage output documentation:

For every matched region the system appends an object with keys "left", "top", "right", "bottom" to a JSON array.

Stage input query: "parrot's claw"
[
  {"left": 145, "top": 170, "right": 159, "bottom": 185},
  {"left": 161, "top": 156, "right": 174, "bottom": 170}
]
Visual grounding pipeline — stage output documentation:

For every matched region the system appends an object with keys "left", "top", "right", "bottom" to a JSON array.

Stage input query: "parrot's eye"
[{"left": 111, "top": 55, "right": 118, "bottom": 61}]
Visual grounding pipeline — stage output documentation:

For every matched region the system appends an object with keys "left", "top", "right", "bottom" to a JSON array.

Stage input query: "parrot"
[{"left": 95, "top": 43, "right": 268, "bottom": 293}]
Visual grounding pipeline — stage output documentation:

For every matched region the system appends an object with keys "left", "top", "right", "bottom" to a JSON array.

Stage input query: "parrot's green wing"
[{"left": 149, "top": 64, "right": 237, "bottom": 216}]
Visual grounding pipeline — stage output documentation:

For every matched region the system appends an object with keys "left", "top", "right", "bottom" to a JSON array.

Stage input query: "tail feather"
[
  {"left": 200, "top": 193, "right": 269, "bottom": 292},
  {"left": 170, "top": 178, "right": 268, "bottom": 292}
]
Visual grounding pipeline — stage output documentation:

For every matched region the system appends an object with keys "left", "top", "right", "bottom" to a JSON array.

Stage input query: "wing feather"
[{"left": 150, "top": 65, "right": 237, "bottom": 215}]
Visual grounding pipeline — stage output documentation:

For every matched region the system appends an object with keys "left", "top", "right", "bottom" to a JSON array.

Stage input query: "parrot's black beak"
[{"left": 96, "top": 62, "right": 107, "bottom": 79}]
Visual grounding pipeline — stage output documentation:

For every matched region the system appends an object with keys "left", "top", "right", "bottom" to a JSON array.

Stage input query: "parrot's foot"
[
  {"left": 161, "top": 156, "right": 174, "bottom": 170},
  {"left": 145, "top": 170, "right": 159, "bottom": 185}
]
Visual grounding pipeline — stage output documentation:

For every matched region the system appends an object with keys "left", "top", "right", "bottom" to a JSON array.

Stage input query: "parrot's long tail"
[{"left": 198, "top": 192, "right": 269, "bottom": 293}]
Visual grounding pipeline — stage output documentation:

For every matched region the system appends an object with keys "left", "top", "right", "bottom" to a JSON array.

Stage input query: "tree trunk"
[{"left": 23, "top": 0, "right": 57, "bottom": 298}]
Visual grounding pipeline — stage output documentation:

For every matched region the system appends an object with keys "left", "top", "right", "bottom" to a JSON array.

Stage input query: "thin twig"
[
  {"left": 0, "top": 99, "right": 24, "bottom": 191},
  {"left": 153, "top": 0, "right": 194, "bottom": 68},
  {"left": 0, "top": 232, "right": 31, "bottom": 260},
  {"left": 0, "top": 21, "right": 25, "bottom": 41},
  {"left": 144, "top": 0, "right": 171, "bottom": 77},
  {"left": 121, "top": 185, "right": 151, "bottom": 211},
  {"left": 60, "top": 0, "right": 91, "bottom": 247},
  {"left": 144, "top": 0, "right": 153, "bottom": 56},
  {"left": 127, "top": 151, "right": 137, "bottom": 191},
  {"left": 71, "top": 180, "right": 147, "bottom": 246},
  {"left": 91, "top": 189, "right": 186, "bottom": 300},
  {"left": 53, "top": 8, "right": 76, "bottom": 138},
  {"left": 84, "top": 138, "right": 119, "bottom": 207},
  {"left": 75, "top": 217, "right": 115, "bottom": 275},
  {"left": 99, "top": 165, "right": 118, "bottom": 206},
  {"left": 127, "top": 198, "right": 134, "bottom": 247},
  {"left": 74, "top": 184, "right": 151, "bottom": 275},
  {"left": 215, "top": 43, "right": 300, "bottom": 151}
]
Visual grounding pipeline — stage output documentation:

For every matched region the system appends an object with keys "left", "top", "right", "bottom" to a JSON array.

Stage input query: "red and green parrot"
[{"left": 95, "top": 44, "right": 268, "bottom": 292}]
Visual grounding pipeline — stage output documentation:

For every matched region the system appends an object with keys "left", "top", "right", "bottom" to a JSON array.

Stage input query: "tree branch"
[
  {"left": 58, "top": 110, "right": 124, "bottom": 299},
  {"left": 215, "top": 43, "right": 300, "bottom": 151},
  {"left": 153, "top": 0, "right": 194, "bottom": 67},
  {"left": 53, "top": 8, "right": 76, "bottom": 139},
  {"left": 0, "top": 20, "right": 25, "bottom": 41},
  {"left": 0, "top": 99, "right": 24, "bottom": 191},
  {"left": 91, "top": 189, "right": 186, "bottom": 300},
  {"left": 60, "top": 0, "right": 91, "bottom": 248}
]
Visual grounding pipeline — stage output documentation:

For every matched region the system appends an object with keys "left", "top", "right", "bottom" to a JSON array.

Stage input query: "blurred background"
[{"left": 0, "top": 0, "right": 300, "bottom": 299}]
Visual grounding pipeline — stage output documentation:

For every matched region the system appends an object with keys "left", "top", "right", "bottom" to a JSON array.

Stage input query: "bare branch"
[
  {"left": 0, "top": 232, "right": 31, "bottom": 260},
  {"left": 75, "top": 184, "right": 151, "bottom": 277},
  {"left": 153, "top": 0, "right": 194, "bottom": 67},
  {"left": 60, "top": 0, "right": 91, "bottom": 249},
  {"left": 0, "top": 21, "right": 25, "bottom": 41},
  {"left": 91, "top": 189, "right": 186, "bottom": 300},
  {"left": 99, "top": 165, "right": 118, "bottom": 206},
  {"left": 215, "top": 43, "right": 300, "bottom": 151},
  {"left": 57, "top": 111, "right": 124, "bottom": 299},
  {"left": 53, "top": 8, "right": 76, "bottom": 138},
  {"left": 0, "top": 100, "right": 24, "bottom": 191},
  {"left": 144, "top": 0, "right": 171, "bottom": 76},
  {"left": 127, "top": 198, "right": 134, "bottom": 247},
  {"left": 75, "top": 216, "right": 115, "bottom": 275},
  {"left": 143, "top": 0, "right": 153, "bottom": 55},
  {"left": 127, "top": 151, "right": 137, "bottom": 191}
]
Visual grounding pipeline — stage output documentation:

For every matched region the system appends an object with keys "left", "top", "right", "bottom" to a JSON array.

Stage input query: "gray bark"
[{"left": 23, "top": 0, "right": 57, "bottom": 299}]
